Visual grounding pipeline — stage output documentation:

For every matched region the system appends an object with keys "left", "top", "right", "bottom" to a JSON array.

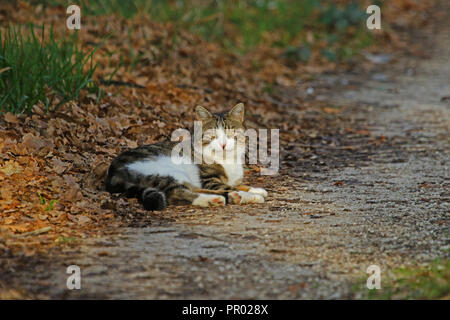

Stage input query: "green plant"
[
  {"left": 56, "top": 235, "right": 78, "bottom": 244},
  {"left": 319, "top": 2, "right": 366, "bottom": 31},
  {"left": 0, "top": 25, "right": 99, "bottom": 114},
  {"left": 30, "top": 0, "right": 371, "bottom": 58},
  {"left": 355, "top": 260, "right": 450, "bottom": 300},
  {"left": 37, "top": 192, "right": 58, "bottom": 211}
]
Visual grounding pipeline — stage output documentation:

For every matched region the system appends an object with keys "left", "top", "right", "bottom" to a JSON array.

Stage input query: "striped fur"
[{"left": 105, "top": 103, "right": 265, "bottom": 210}]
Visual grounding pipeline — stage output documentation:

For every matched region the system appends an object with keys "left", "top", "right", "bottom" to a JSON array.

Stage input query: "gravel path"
[{"left": 1, "top": 18, "right": 448, "bottom": 300}]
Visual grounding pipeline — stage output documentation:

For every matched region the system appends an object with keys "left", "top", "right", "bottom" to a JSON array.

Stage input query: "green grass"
[
  {"left": 4, "top": 1, "right": 372, "bottom": 114},
  {"left": 0, "top": 25, "right": 98, "bottom": 114},
  {"left": 357, "top": 260, "right": 450, "bottom": 300},
  {"left": 36, "top": 0, "right": 372, "bottom": 56},
  {"left": 56, "top": 235, "right": 78, "bottom": 244},
  {"left": 37, "top": 192, "right": 58, "bottom": 211}
]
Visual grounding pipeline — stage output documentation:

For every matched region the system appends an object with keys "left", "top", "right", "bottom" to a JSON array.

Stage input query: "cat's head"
[{"left": 195, "top": 103, "right": 246, "bottom": 159}]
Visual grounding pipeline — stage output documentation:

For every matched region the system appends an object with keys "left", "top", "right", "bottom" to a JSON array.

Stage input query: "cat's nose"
[{"left": 222, "top": 143, "right": 226, "bottom": 149}]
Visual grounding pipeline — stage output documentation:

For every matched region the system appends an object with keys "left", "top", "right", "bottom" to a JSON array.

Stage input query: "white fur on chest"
[
  {"left": 222, "top": 163, "right": 243, "bottom": 187},
  {"left": 126, "top": 156, "right": 202, "bottom": 188}
]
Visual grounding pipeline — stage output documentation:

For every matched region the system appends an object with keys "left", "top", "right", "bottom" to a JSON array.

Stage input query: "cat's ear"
[
  {"left": 195, "top": 105, "right": 213, "bottom": 121},
  {"left": 228, "top": 103, "right": 245, "bottom": 123}
]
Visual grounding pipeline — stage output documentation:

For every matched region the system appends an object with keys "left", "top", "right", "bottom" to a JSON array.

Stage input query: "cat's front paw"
[
  {"left": 228, "top": 191, "right": 265, "bottom": 205},
  {"left": 248, "top": 187, "right": 268, "bottom": 198},
  {"left": 192, "top": 194, "right": 226, "bottom": 207}
]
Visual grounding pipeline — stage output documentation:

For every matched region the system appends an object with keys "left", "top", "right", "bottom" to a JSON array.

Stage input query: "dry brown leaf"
[
  {"left": 21, "top": 133, "right": 45, "bottom": 151},
  {"left": 0, "top": 67, "right": 11, "bottom": 74},
  {"left": 51, "top": 157, "right": 69, "bottom": 175},
  {"left": 77, "top": 215, "right": 91, "bottom": 225},
  {"left": 0, "top": 160, "right": 22, "bottom": 176},
  {"left": 3, "top": 112, "right": 19, "bottom": 124},
  {"left": 64, "top": 184, "right": 82, "bottom": 202},
  {"left": 4, "top": 224, "right": 30, "bottom": 233},
  {"left": 323, "top": 107, "right": 341, "bottom": 114},
  {"left": 93, "top": 162, "right": 109, "bottom": 178}
]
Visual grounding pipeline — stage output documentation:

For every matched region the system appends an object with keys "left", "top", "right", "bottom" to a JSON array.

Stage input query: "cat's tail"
[
  {"left": 105, "top": 175, "right": 168, "bottom": 210},
  {"left": 105, "top": 166, "right": 168, "bottom": 211},
  {"left": 139, "top": 188, "right": 167, "bottom": 211}
]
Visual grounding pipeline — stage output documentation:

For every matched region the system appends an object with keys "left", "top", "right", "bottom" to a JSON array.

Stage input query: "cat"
[{"left": 105, "top": 103, "right": 268, "bottom": 211}]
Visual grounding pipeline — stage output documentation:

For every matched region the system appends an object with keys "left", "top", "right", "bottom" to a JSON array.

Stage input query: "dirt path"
[{"left": 2, "top": 18, "right": 449, "bottom": 300}]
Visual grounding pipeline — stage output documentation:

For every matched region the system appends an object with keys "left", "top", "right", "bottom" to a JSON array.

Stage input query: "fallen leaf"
[
  {"left": 3, "top": 112, "right": 18, "bottom": 124},
  {"left": 64, "top": 184, "right": 82, "bottom": 202},
  {"left": 0, "top": 161, "right": 22, "bottom": 176},
  {"left": 51, "top": 157, "right": 69, "bottom": 175},
  {"left": 77, "top": 215, "right": 91, "bottom": 224},
  {"left": 0, "top": 67, "right": 11, "bottom": 74},
  {"left": 323, "top": 107, "right": 341, "bottom": 114},
  {"left": 21, "top": 133, "right": 45, "bottom": 151}
]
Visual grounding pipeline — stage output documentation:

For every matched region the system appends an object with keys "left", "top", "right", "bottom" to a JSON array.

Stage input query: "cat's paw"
[
  {"left": 228, "top": 191, "right": 265, "bottom": 205},
  {"left": 248, "top": 187, "right": 268, "bottom": 198},
  {"left": 192, "top": 194, "right": 226, "bottom": 207},
  {"left": 227, "top": 191, "right": 242, "bottom": 204}
]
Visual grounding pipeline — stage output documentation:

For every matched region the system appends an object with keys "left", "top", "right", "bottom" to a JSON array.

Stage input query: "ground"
[{"left": 0, "top": 2, "right": 448, "bottom": 299}]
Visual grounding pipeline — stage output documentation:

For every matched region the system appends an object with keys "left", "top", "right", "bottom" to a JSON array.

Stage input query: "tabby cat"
[{"left": 105, "top": 103, "right": 268, "bottom": 210}]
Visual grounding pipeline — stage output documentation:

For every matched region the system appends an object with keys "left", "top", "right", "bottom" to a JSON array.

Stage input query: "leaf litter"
[{"left": 0, "top": 1, "right": 434, "bottom": 256}]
